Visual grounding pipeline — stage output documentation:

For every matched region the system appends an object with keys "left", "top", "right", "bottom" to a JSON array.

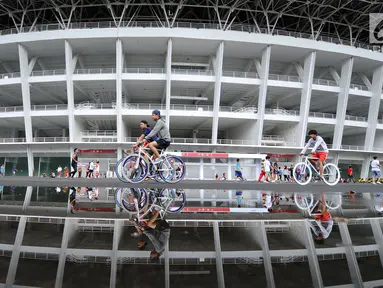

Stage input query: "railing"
[
  {"left": 309, "top": 111, "right": 336, "bottom": 119},
  {"left": 340, "top": 145, "right": 366, "bottom": 151},
  {"left": 222, "top": 71, "right": 259, "bottom": 79},
  {"left": 30, "top": 70, "right": 66, "bottom": 76},
  {"left": 75, "top": 102, "right": 116, "bottom": 110},
  {"left": 81, "top": 130, "right": 117, "bottom": 137},
  {"left": 312, "top": 78, "right": 338, "bottom": 87},
  {"left": 220, "top": 106, "right": 257, "bottom": 113},
  {"left": 0, "top": 72, "right": 21, "bottom": 79},
  {"left": 0, "top": 21, "right": 379, "bottom": 53},
  {"left": 123, "top": 103, "right": 165, "bottom": 110},
  {"left": 73, "top": 68, "right": 116, "bottom": 74},
  {"left": 0, "top": 138, "right": 26, "bottom": 143},
  {"left": 265, "top": 108, "right": 299, "bottom": 116},
  {"left": 345, "top": 115, "right": 367, "bottom": 122},
  {"left": 262, "top": 135, "right": 285, "bottom": 141},
  {"left": 171, "top": 104, "right": 213, "bottom": 111},
  {"left": 268, "top": 74, "right": 301, "bottom": 82},
  {"left": 33, "top": 137, "right": 69, "bottom": 142},
  {"left": 31, "top": 104, "right": 68, "bottom": 111},
  {"left": 350, "top": 83, "right": 369, "bottom": 91},
  {"left": 0, "top": 106, "right": 23, "bottom": 113},
  {"left": 378, "top": 119, "right": 383, "bottom": 124},
  {"left": 123, "top": 68, "right": 165, "bottom": 74},
  {"left": 172, "top": 69, "right": 215, "bottom": 76}
]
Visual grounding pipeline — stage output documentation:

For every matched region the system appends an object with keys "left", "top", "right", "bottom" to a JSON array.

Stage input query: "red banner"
[
  {"left": 267, "top": 154, "right": 295, "bottom": 159},
  {"left": 76, "top": 207, "right": 114, "bottom": 212},
  {"left": 79, "top": 150, "right": 116, "bottom": 154},
  {"left": 181, "top": 152, "right": 229, "bottom": 158},
  {"left": 183, "top": 207, "right": 230, "bottom": 213}
]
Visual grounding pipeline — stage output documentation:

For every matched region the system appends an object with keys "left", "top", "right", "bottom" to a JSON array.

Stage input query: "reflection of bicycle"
[
  {"left": 294, "top": 193, "right": 342, "bottom": 216},
  {"left": 115, "top": 188, "right": 186, "bottom": 220},
  {"left": 293, "top": 154, "right": 340, "bottom": 186}
]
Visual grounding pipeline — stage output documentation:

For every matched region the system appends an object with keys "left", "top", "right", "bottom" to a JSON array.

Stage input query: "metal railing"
[
  {"left": 172, "top": 69, "right": 215, "bottom": 76},
  {"left": 312, "top": 78, "right": 338, "bottom": 87},
  {"left": 350, "top": 83, "right": 369, "bottom": 91},
  {"left": 0, "top": 21, "right": 379, "bottom": 53},
  {"left": 171, "top": 104, "right": 213, "bottom": 111},
  {"left": 262, "top": 135, "right": 285, "bottom": 141},
  {"left": 73, "top": 68, "right": 116, "bottom": 74},
  {"left": 123, "top": 103, "right": 165, "bottom": 110},
  {"left": 222, "top": 71, "right": 259, "bottom": 79},
  {"left": 33, "top": 137, "right": 69, "bottom": 142},
  {"left": 123, "top": 68, "right": 165, "bottom": 74},
  {"left": 0, "top": 72, "right": 21, "bottom": 79},
  {"left": 378, "top": 119, "right": 383, "bottom": 124},
  {"left": 75, "top": 102, "right": 116, "bottom": 110},
  {"left": 265, "top": 108, "right": 299, "bottom": 116},
  {"left": 268, "top": 74, "right": 301, "bottom": 82},
  {"left": 31, "top": 104, "right": 68, "bottom": 111},
  {"left": 219, "top": 106, "right": 257, "bottom": 113},
  {"left": 340, "top": 145, "right": 366, "bottom": 151},
  {"left": 81, "top": 130, "right": 117, "bottom": 137},
  {"left": 309, "top": 111, "right": 336, "bottom": 119},
  {"left": 30, "top": 70, "right": 66, "bottom": 76},
  {"left": 0, "top": 106, "right": 23, "bottom": 113},
  {"left": 345, "top": 115, "right": 367, "bottom": 122},
  {"left": 0, "top": 138, "right": 26, "bottom": 143}
]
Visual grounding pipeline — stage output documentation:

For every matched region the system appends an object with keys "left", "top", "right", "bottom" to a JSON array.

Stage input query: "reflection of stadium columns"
[
  {"left": 165, "top": 39, "right": 172, "bottom": 126},
  {"left": 116, "top": 39, "right": 123, "bottom": 142},
  {"left": 65, "top": 41, "right": 76, "bottom": 143},
  {"left": 6, "top": 216, "right": 27, "bottom": 287},
  {"left": 338, "top": 222, "right": 363, "bottom": 287},
  {"left": 110, "top": 219, "right": 123, "bottom": 288},
  {"left": 370, "top": 219, "right": 383, "bottom": 267},
  {"left": 212, "top": 222, "right": 225, "bottom": 288},
  {"left": 360, "top": 154, "right": 371, "bottom": 179}
]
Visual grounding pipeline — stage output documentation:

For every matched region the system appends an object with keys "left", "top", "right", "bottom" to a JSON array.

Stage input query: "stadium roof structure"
[{"left": 0, "top": 0, "right": 381, "bottom": 46}]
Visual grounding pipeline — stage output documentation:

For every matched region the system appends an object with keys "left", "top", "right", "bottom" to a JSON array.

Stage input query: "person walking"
[
  {"left": 69, "top": 148, "right": 79, "bottom": 179},
  {"left": 347, "top": 165, "right": 355, "bottom": 183},
  {"left": 371, "top": 156, "right": 381, "bottom": 185},
  {"left": 0, "top": 164, "right": 4, "bottom": 177}
]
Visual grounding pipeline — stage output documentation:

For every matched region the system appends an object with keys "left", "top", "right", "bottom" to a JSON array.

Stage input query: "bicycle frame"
[
  {"left": 300, "top": 155, "right": 321, "bottom": 176},
  {"left": 133, "top": 190, "right": 174, "bottom": 221}
]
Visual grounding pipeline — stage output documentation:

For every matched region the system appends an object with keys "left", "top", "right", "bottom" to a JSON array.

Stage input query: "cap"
[{"left": 152, "top": 109, "right": 161, "bottom": 116}]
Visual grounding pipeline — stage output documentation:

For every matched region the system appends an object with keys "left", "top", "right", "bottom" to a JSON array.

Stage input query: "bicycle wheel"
[
  {"left": 121, "top": 188, "right": 148, "bottom": 213},
  {"left": 322, "top": 163, "right": 340, "bottom": 186},
  {"left": 116, "top": 157, "right": 129, "bottom": 183},
  {"left": 325, "top": 194, "right": 342, "bottom": 210},
  {"left": 293, "top": 162, "right": 312, "bottom": 185},
  {"left": 122, "top": 155, "right": 148, "bottom": 183},
  {"left": 294, "top": 193, "right": 314, "bottom": 211},
  {"left": 159, "top": 188, "right": 186, "bottom": 213},
  {"left": 159, "top": 155, "right": 186, "bottom": 184},
  {"left": 115, "top": 188, "right": 123, "bottom": 209}
]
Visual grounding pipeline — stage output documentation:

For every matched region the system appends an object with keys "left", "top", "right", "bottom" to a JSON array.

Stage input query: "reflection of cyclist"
[
  {"left": 134, "top": 120, "right": 158, "bottom": 150},
  {"left": 300, "top": 130, "right": 328, "bottom": 178}
]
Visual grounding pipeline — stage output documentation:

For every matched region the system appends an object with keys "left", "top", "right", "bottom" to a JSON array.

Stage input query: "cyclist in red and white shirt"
[{"left": 300, "top": 130, "right": 328, "bottom": 178}]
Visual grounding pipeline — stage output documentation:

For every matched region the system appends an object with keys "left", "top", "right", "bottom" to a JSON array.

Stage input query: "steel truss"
[{"left": 0, "top": 0, "right": 380, "bottom": 45}]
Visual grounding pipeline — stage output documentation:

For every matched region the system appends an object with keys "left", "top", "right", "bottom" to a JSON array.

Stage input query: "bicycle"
[
  {"left": 115, "top": 187, "right": 186, "bottom": 220},
  {"left": 294, "top": 193, "right": 342, "bottom": 215},
  {"left": 293, "top": 154, "right": 340, "bottom": 186},
  {"left": 117, "top": 142, "right": 186, "bottom": 184}
]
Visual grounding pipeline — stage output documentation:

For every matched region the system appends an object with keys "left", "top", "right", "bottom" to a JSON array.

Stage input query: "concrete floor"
[
  {"left": 22, "top": 223, "right": 64, "bottom": 247},
  {"left": 62, "top": 262, "right": 111, "bottom": 288},
  {"left": 14, "top": 258, "right": 58, "bottom": 288}
]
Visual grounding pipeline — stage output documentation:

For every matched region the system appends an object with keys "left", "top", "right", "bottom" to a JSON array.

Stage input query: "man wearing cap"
[{"left": 134, "top": 110, "right": 171, "bottom": 164}]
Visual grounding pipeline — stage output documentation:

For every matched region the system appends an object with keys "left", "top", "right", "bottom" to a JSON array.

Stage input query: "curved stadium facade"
[{"left": 0, "top": 1, "right": 383, "bottom": 287}]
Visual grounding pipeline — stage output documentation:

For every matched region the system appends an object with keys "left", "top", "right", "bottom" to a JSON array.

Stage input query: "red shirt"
[{"left": 347, "top": 168, "right": 353, "bottom": 175}]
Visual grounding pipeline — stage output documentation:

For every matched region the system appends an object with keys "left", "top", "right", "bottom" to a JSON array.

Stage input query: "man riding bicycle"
[
  {"left": 133, "top": 110, "right": 171, "bottom": 164},
  {"left": 300, "top": 130, "right": 328, "bottom": 179}
]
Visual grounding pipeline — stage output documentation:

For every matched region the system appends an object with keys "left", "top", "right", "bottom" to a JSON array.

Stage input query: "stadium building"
[{"left": 0, "top": 1, "right": 383, "bottom": 287}]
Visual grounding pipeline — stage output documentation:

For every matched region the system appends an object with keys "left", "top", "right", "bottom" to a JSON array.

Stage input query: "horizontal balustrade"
[
  {"left": 309, "top": 111, "right": 336, "bottom": 119},
  {"left": 81, "top": 130, "right": 117, "bottom": 137},
  {"left": 350, "top": 83, "right": 369, "bottom": 91},
  {"left": 265, "top": 108, "right": 299, "bottom": 116},
  {"left": 31, "top": 104, "right": 68, "bottom": 111},
  {"left": 171, "top": 69, "right": 214, "bottom": 76},
  {"left": 33, "top": 137, "right": 69, "bottom": 142},
  {"left": 0, "top": 21, "right": 379, "bottom": 53},
  {"left": 0, "top": 72, "right": 21, "bottom": 79},
  {"left": 123, "top": 68, "right": 165, "bottom": 74},
  {"left": 73, "top": 68, "right": 116, "bottom": 74},
  {"left": 312, "top": 78, "right": 338, "bottom": 86},
  {"left": 0, "top": 138, "right": 26, "bottom": 143},
  {"left": 0, "top": 106, "right": 23, "bottom": 112},
  {"left": 268, "top": 74, "right": 301, "bottom": 82},
  {"left": 75, "top": 102, "right": 116, "bottom": 110},
  {"left": 30, "top": 70, "right": 66, "bottom": 76},
  {"left": 222, "top": 71, "right": 259, "bottom": 78}
]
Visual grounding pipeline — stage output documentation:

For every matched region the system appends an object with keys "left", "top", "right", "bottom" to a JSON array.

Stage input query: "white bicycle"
[
  {"left": 293, "top": 154, "right": 340, "bottom": 186},
  {"left": 294, "top": 193, "right": 342, "bottom": 215}
]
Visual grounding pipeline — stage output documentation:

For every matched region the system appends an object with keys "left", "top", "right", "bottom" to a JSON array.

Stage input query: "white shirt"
[
  {"left": 95, "top": 163, "right": 100, "bottom": 172},
  {"left": 264, "top": 160, "right": 271, "bottom": 172},
  {"left": 57, "top": 167, "right": 62, "bottom": 172},
  {"left": 371, "top": 160, "right": 380, "bottom": 171},
  {"left": 89, "top": 162, "right": 95, "bottom": 170},
  {"left": 265, "top": 195, "right": 272, "bottom": 208},
  {"left": 301, "top": 135, "right": 328, "bottom": 153}
]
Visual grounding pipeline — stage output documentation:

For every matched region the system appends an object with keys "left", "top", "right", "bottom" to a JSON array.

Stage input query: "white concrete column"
[
  {"left": 116, "top": 39, "right": 124, "bottom": 143},
  {"left": 296, "top": 52, "right": 316, "bottom": 147},
  {"left": 165, "top": 39, "right": 172, "bottom": 126},
  {"left": 333, "top": 57, "right": 354, "bottom": 149},
  {"left": 18, "top": 44, "right": 33, "bottom": 142},
  {"left": 199, "top": 158, "right": 203, "bottom": 180},
  {"left": 227, "top": 159, "right": 232, "bottom": 180},
  {"left": 338, "top": 222, "right": 363, "bottom": 287},
  {"left": 27, "top": 146, "right": 34, "bottom": 176},
  {"left": 370, "top": 219, "right": 383, "bottom": 267},
  {"left": 361, "top": 154, "right": 371, "bottom": 179},
  {"left": 254, "top": 45, "right": 271, "bottom": 146},
  {"left": 110, "top": 220, "right": 123, "bottom": 288},
  {"left": 65, "top": 41, "right": 76, "bottom": 143},
  {"left": 212, "top": 222, "right": 225, "bottom": 288},
  {"left": 6, "top": 216, "right": 27, "bottom": 287},
  {"left": 212, "top": 41, "right": 224, "bottom": 144},
  {"left": 365, "top": 65, "right": 383, "bottom": 150},
  {"left": 22, "top": 186, "right": 33, "bottom": 211},
  {"left": 331, "top": 152, "right": 340, "bottom": 167}
]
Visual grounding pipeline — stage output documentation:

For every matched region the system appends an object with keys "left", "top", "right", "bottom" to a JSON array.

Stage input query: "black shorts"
[{"left": 156, "top": 139, "right": 171, "bottom": 149}]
